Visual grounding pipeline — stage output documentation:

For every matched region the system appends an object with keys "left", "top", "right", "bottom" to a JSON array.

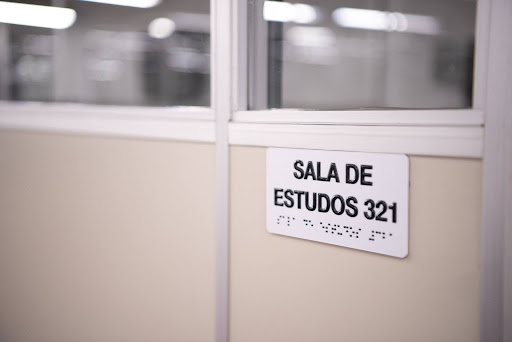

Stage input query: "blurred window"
[
  {"left": 250, "top": 0, "right": 476, "bottom": 110},
  {"left": 0, "top": 0, "right": 210, "bottom": 107}
]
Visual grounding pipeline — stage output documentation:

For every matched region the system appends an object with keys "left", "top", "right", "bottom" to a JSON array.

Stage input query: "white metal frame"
[
  {"left": 0, "top": 102, "right": 215, "bottom": 142},
  {"left": 233, "top": 109, "right": 484, "bottom": 126},
  {"left": 212, "top": 0, "right": 231, "bottom": 341},
  {"left": 229, "top": 123, "right": 483, "bottom": 157},
  {"left": 479, "top": 0, "right": 512, "bottom": 341},
  {"left": 229, "top": 0, "right": 487, "bottom": 158},
  {"left": 0, "top": 0, "right": 510, "bottom": 341},
  {"left": 0, "top": 0, "right": 490, "bottom": 155}
]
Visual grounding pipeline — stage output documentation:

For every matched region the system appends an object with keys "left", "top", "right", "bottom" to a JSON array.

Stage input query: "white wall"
[{"left": 0, "top": 130, "right": 216, "bottom": 342}]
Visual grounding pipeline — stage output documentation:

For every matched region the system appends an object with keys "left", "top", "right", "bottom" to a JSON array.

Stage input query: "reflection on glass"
[
  {"left": 256, "top": 0, "right": 475, "bottom": 110},
  {"left": 0, "top": 0, "right": 210, "bottom": 107}
]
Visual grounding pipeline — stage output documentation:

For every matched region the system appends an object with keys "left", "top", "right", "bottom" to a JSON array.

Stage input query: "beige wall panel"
[
  {"left": 230, "top": 146, "right": 481, "bottom": 342},
  {"left": 0, "top": 130, "right": 215, "bottom": 342}
]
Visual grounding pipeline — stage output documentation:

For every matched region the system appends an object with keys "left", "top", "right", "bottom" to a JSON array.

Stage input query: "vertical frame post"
[
  {"left": 212, "top": 0, "right": 232, "bottom": 341},
  {"left": 480, "top": 0, "right": 512, "bottom": 341}
]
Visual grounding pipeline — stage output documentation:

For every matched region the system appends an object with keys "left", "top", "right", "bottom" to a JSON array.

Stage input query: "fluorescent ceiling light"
[
  {"left": 171, "top": 12, "right": 210, "bottom": 33},
  {"left": 264, "top": 1, "right": 318, "bottom": 24},
  {"left": 0, "top": 1, "right": 76, "bottom": 29},
  {"left": 332, "top": 7, "right": 440, "bottom": 35},
  {"left": 78, "top": 0, "right": 161, "bottom": 8},
  {"left": 286, "top": 26, "right": 336, "bottom": 48},
  {"left": 402, "top": 13, "right": 440, "bottom": 35},
  {"left": 264, "top": 1, "right": 294, "bottom": 22},
  {"left": 332, "top": 8, "right": 389, "bottom": 31},
  {"left": 148, "top": 18, "right": 175, "bottom": 39},
  {"left": 292, "top": 4, "right": 318, "bottom": 24}
]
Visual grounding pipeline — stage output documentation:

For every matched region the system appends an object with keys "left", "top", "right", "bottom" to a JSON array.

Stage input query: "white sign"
[{"left": 266, "top": 148, "right": 409, "bottom": 258}]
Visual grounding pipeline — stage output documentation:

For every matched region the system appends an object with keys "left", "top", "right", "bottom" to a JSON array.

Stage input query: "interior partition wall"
[{"left": 0, "top": 0, "right": 510, "bottom": 342}]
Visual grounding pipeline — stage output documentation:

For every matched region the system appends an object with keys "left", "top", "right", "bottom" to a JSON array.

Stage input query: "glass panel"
[
  {"left": 251, "top": 0, "right": 475, "bottom": 110},
  {"left": 0, "top": 0, "right": 210, "bottom": 107}
]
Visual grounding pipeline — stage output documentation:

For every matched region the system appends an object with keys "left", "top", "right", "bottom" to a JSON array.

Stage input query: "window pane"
[
  {"left": 0, "top": 0, "right": 210, "bottom": 107},
  {"left": 251, "top": 0, "right": 475, "bottom": 110}
]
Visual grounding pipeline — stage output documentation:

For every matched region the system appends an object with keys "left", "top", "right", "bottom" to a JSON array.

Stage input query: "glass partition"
[
  {"left": 0, "top": 0, "right": 210, "bottom": 107},
  {"left": 250, "top": 0, "right": 476, "bottom": 110}
]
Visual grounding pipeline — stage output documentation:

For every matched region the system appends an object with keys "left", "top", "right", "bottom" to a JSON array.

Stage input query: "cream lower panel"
[
  {"left": 0, "top": 130, "right": 215, "bottom": 342},
  {"left": 230, "top": 146, "right": 481, "bottom": 342}
]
